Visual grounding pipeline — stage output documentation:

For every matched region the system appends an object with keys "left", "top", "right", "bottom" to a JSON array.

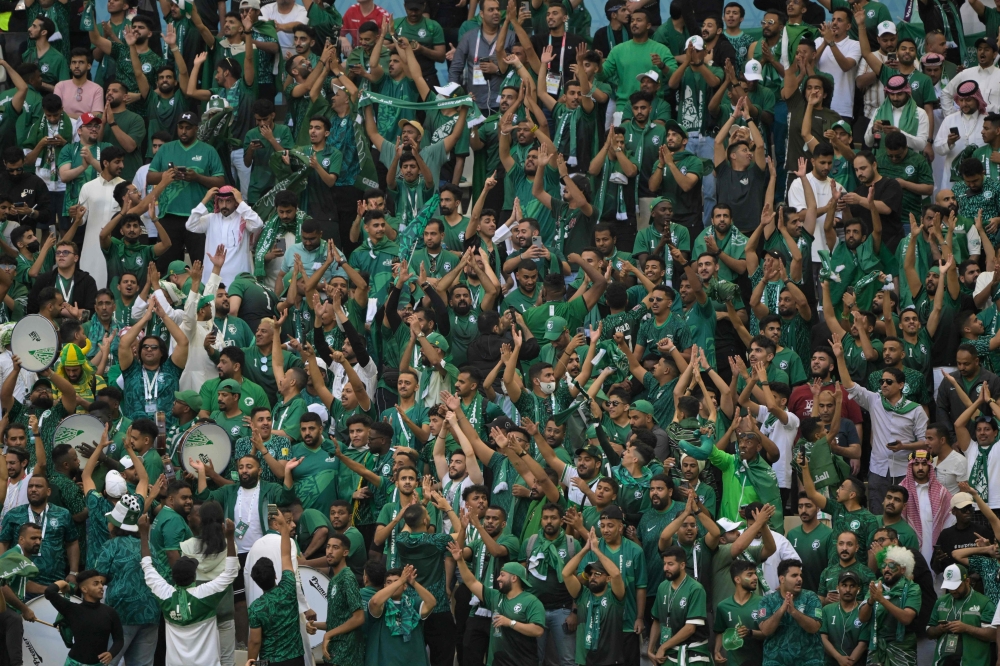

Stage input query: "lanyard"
[
  {"left": 274, "top": 401, "right": 293, "bottom": 432},
  {"left": 606, "top": 25, "right": 616, "bottom": 50},
  {"left": 57, "top": 276, "right": 74, "bottom": 304},
  {"left": 396, "top": 409, "right": 412, "bottom": 443},
  {"left": 27, "top": 505, "right": 48, "bottom": 540},
  {"left": 548, "top": 33, "right": 567, "bottom": 76},
  {"left": 143, "top": 368, "right": 161, "bottom": 402},
  {"left": 473, "top": 30, "right": 497, "bottom": 64}
]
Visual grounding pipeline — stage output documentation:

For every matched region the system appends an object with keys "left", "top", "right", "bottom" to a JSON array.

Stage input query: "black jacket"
[
  {"left": 466, "top": 331, "right": 541, "bottom": 392},
  {"left": 29, "top": 267, "right": 99, "bottom": 313},
  {"left": 0, "top": 172, "right": 52, "bottom": 227}
]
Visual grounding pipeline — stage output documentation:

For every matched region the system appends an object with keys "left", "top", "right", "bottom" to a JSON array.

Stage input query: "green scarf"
[
  {"left": 880, "top": 395, "right": 921, "bottom": 414},
  {"left": 584, "top": 591, "right": 604, "bottom": 651},
  {"left": 871, "top": 578, "right": 914, "bottom": 665},
  {"left": 970, "top": 442, "right": 992, "bottom": 498},
  {"left": 382, "top": 587, "right": 422, "bottom": 641},
  {"left": 553, "top": 107, "right": 581, "bottom": 166},
  {"left": 593, "top": 156, "right": 629, "bottom": 223},
  {"left": 357, "top": 90, "right": 482, "bottom": 122},
  {"left": 253, "top": 210, "right": 307, "bottom": 278},
  {"left": 526, "top": 533, "right": 567, "bottom": 582},
  {"left": 24, "top": 112, "right": 73, "bottom": 179},
  {"left": 874, "top": 95, "right": 919, "bottom": 137},
  {"left": 613, "top": 464, "right": 652, "bottom": 491},
  {"left": 738, "top": 455, "right": 783, "bottom": 532},
  {"left": 298, "top": 96, "right": 379, "bottom": 191}
]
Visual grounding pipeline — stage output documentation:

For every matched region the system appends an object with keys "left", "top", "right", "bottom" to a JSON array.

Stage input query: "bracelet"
[
  {"left": 530, "top": 124, "right": 538, "bottom": 133},
  {"left": 761, "top": 381, "right": 770, "bottom": 386},
  {"left": 108, "top": 122, "right": 117, "bottom": 127},
  {"left": 68, "top": 571, "right": 78, "bottom": 576}
]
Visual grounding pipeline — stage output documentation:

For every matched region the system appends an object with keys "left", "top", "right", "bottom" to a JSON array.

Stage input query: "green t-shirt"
[
  {"left": 104, "top": 238, "right": 159, "bottom": 291},
  {"left": 652, "top": 575, "right": 709, "bottom": 661},
  {"left": 0, "top": 503, "right": 77, "bottom": 585},
  {"left": 24, "top": 45, "right": 69, "bottom": 86},
  {"left": 148, "top": 140, "right": 225, "bottom": 217},
  {"left": 482, "top": 587, "right": 547, "bottom": 665},
  {"left": 248, "top": 570, "right": 304, "bottom": 661},
  {"left": 100, "top": 109, "right": 146, "bottom": 182},
  {"left": 831, "top": 0, "right": 892, "bottom": 40},
  {"left": 676, "top": 65, "right": 723, "bottom": 135},
  {"left": 95, "top": 526, "right": 161, "bottom": 625},
  {"left": 199, "top": 377, "right": 270, "bottom": 419},
  {"left": 144, "top": 89, "right": 186, "bottom": 158},
  {"left": 577, "top": 539, "right": 646, "bottom": 632},
  {"left": 820, "top": 601, "right": 872, "bottom": 666},
  {"left": 824, "top": 497, "right": 879, "bottom": 559},
  {"left": 787, "top": 523, "right": 834, "bottom": 592},
  {"left": 325, "top": 565, "right": 366, "bottom": 664},
  {"left": 148, "top": 505, "right": 193, "bottom": 579},
  {"left": 876, "top": 149, "right": 934, "bottom": 224},
  {"left": 928, "top": 588, "right": 997, "bottom": 666},
  {"left": 816, "top": 560, "right": 876, "bottom": 600},
  {"left": 875, "top": 516, "right": 920, "bottom": 552},
  {"left": 395, "top": 530, "right": 453, "bottom": 614},
  {"left": 714, "top": 594, "right": 764, "bottom": 666},
  {"left": 243, "top": 124, "right": 295, "bottom": 204},
  {"left": 290, "top": 441, "right": 339, "bottom": 514}
]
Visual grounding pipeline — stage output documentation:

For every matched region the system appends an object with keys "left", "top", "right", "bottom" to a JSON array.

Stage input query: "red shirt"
[
  {"left": 342, "top": 3, "right": 392, "bottom": 47},
  {"left": 788, "top": 382, "right": 864, "bottom": 424}
]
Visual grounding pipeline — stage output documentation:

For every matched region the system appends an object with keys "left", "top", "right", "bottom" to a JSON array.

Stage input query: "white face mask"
[{"left": 539, "top": 381, "right": 556, "bottom": 395}]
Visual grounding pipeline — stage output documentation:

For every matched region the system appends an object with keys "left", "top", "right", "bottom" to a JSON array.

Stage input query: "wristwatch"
[
  {"left": 108, "top": 122, "right": 118, "bottom": 127},
  {"left": 509, "top": 619, "right": 518, "bottom": 627}
]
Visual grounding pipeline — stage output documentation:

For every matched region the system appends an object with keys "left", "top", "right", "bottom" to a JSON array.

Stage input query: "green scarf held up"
[
  {"left": 593, "top": 157, "right": 629, "bottom": 222},
  {"left": 357, "top": 90, "right": 484, "bottom": 124},
  {"left": 297, "top": 96, "right": 380, "bottom": 192},
  {"left": 526, "top": 534, "right": 567, "bottom": 583},
  {"left": 553, "top": 107, "right": 580, "bottom": 166},
  {"left": 382, "top": 587, "right": 423, "bottom": 641},
  {"left": 738, "top": 455, "right": 784, "bottom": 531},
  {"left": 584, "top": 592, "right": 603, "bottom": 651},
  {"left": 253, "top": 210, "right": 308, "bottom": 278},
  {"left": 792, "top": 436, "right": 850, "bottom": 491},
  {"left": 199, "top": 103, "right": 239, "bottom": 188},
  {"left": 970, "top": 443, "right": 992, "bottom": 498}
]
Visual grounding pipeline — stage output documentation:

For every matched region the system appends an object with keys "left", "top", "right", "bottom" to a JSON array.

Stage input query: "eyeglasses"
[
  {"left": 761, "top": 18, "right": 776, "bottom": 25},
  {"left": 606, "top": 400, "right": 623, "bottom": 407},
  {"left": 649, "top": 297, "right": 665, "bottom": 302},
  {"left": 956, "top": 505, "right": 974, "bottom": 513},
  {"left": 885, "top": 561, "right": 901, "bottom": 571},
  {"left": 879, "top": 378, "right": 896, "bottom": 385},
  {"left": 874, "top": 536, "right": 890, "bottom": 544},
  {"left": 54, "top": 250, "right": 73, "bottom": 257},
  {"left": 141, "top": 344, "right": 160, "bottom": 351},
  {"left": 75, "top": 87, "right": 83, "bottom": 103}
]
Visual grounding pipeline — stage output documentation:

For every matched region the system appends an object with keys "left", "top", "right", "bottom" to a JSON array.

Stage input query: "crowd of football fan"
[{"left": 7, "top": 0, "right": 1000, "bottom": 664}]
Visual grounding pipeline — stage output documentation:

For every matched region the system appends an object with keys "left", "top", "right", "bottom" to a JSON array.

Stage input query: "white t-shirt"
[
  {"left": 261, "top": 2, "right": 309, "bottom": 55},
  {"left": 235, "top": 484, "right": 263, "bottom": 554},
  {"left": 561, "top": 465, "right": 602, "bottom": 507},
  {"left": 857, "top": 51, "right": 888, "bottom": 120},
  {"left": 757, "top": 405, "right": 800, "bottom": 489},
  {"left": 815, "top": 36, "right": 861, "bottom": 117},
  {"left": 441, "top": 475, "right": 474, "bottom": 533},
  {"left": 933, "top": 450, "right": 969, "bottom": 496},
  {"left": 787, "top": 173, "right": 833, "bottom": 261},
  {"left": 331, "top": 357, "right": 378, "bottom": 401}
]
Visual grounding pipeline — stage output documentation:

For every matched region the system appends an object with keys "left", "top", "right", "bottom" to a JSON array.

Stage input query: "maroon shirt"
[{"left": 788, "top": 382, "right": 864, "bottom": 424}]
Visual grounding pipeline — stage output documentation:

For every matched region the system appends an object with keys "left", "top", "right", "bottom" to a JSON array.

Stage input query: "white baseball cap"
[
  {"left": 685, "top": 35, "right": 705, "bottom": 51},
  {"left": 744, "top": 59, "right": 763, "bottom": 82},
  {"left": 105, "top": 470, "right": 128, "bottom": 499},
  {"left": 877, "top": 20, "right": 896, "bottom": 36},
  {"left": 717, "top": 518, "right": 743, "bottom": 533},
  {"left": 635, "top": 69, "right": 659, "bottom": 83},
  {"left": 940, "top": 563, "right": 966, "bottom": 590}
]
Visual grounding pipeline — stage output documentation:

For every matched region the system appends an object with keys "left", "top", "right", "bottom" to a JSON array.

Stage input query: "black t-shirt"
[
  {"left": 530, "top": 31, "right": 587, "bottom": 87},
  {"left": 848, "top": 177, "right": 903, "bottom": 250},
  {"left": 715, "top": 161, "right": 769, "bottom": 234},
  {"left": 933, "top": 523, "right": 980, "bottom": 573},
  {"left": 709, "top": 35, "right": 739, "bottom": 72}
]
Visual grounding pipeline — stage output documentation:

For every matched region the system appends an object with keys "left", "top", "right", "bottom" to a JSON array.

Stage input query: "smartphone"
[
  {"left": 577, "top": 327, "right": 585, "bottom": 336},
  {"left": 949, "top": 127, "right": 960, "bottom": 136},
  {"left": 177, "top": 166, "right": 188, "bottom": 173},
  {"left": 507, "top": 306, "right": 517, "bottom": 320},
  {"left": 584, "top": 325, "right": 591, "bottom": 342},
  {"left": 531, "top": 236, "right": 544, "bottom": 249},
  {"left": 275, "top": 237, "right": 287, "bottom": 253},
  {"left": 520, "top": 1, "right": 529, "bottom": 11},
  {"left": 887, "top": 52, "right": 897, "bottom": 64},
  {"left": 251, "top": 139, "right": 263, "bottom": 148},
  {"left": 79, "top": 309, "right": 90, "bottom": 321},
  {"left": 167, "top": 162, "right": 175, "bottom": 169},
  {"left": 210, "top": 325, "right": 219, "bottom": 337},
  {"left": 267, "top": 503, "right": 278, "bottom": 520}
]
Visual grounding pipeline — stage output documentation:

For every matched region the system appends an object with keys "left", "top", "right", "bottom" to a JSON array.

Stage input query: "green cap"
[
  {"left": 167, "top": 260, "right": 189, "bottom": 277},
  {"left": 174, "top": 390, "right": 202, "bottom": 412},
  {"left": 576, "top": 442, "right": 602, "bottom": 459},
  {"left": 831, "top": 120, "right": 853, "bottom": 135},
  {"left": 928, "top": 266, "right": 941, "bottom": 275},
  {"left": 217, "top": 378, "right": 243, "bottom": 395},
  {"left": 544, "top": 315, "right": 568, "bottom": 341},
  {"left": 631, "top": 400, "right": 655, "bottom": 417},
  {"left": 197, "top": 294, "right": 214, "bottom": 311},
  {"left": 664, "top": 119, "right": 687, "bottom": 139},
  {"left": 649, "top": 196, "right": 673, "bottom": 212},
  {"left": 501, "top": 562, "right": 527, "bottom": 581},
  {"left": 425, "top": 331, "right": 450, "bottom": 353}
]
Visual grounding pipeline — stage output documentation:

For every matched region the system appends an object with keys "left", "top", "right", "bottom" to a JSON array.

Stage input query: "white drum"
[
  {"left": 179, "top": 423, "right": 232, "bottom": 475},
  {"left": 22, "top": 593, "right": 80, "bottom": 666},
  {"left": 11, "top": 315, "right": 59, "bottom": 372},
  {"left": 53, "top": 414, "right": 106, "bottom": 465},
  {"left": 299, "top": 566, "right": 330, "bottom": 648}
]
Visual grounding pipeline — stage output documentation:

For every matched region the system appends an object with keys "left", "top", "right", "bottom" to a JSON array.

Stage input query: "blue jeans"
[
  {"left": 686, "top": 133, "right": 715, "bottom": 228},
  {"left": 537, "top": 607, "right": 576, "bottom": 666},
  {"left": 109, "top": 623, "right": 158, "bottom": 666}
]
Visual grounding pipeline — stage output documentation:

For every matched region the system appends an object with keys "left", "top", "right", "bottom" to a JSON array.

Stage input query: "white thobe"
[
  {"left": 77, "top": 175, "right": 124, "bottom": 289},
  {"left": 934, "top": 111, "right": 985, "bottom": 192},
  {"left": 864, "top": 105, "right": 931, "bottom": 152},
  {"left": 184, "top": 202, "right": 264, "bottom": 286},
  {"left": 179, "top": 271, "right": 222, "bottom": 392},
  {"left": 940, "top": 65, "right": 1000, "bottom": 115}
]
